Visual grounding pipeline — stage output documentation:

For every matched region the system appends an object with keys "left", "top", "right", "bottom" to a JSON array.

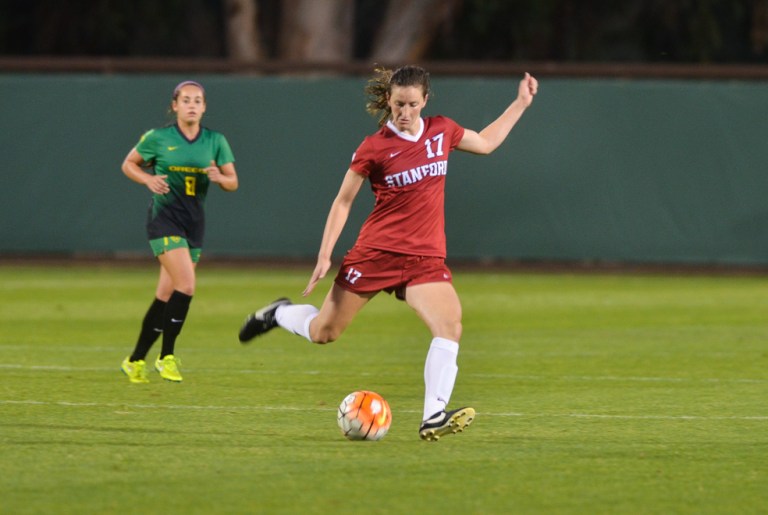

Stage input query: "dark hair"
[
  {"left": 173, "top": 80, "right": 205, "bottom": 100},
  {"left": 365, "top": 65, "right": 431, "bottom": 127},
  {"left": 167, "top": 80, "right": 206, "bottom": 119}
]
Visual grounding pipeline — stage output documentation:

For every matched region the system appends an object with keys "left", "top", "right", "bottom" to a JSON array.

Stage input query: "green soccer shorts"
[{"left": 149, "top": 236, "right": 201, "bottom": 263}]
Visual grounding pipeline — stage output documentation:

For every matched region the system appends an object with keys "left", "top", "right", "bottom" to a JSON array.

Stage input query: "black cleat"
[
  {"left": 239, "top": 298, "right": 292, "bottom": 343},
  {"left": 419, "top": 406, "right": 476, "bottom": 441}
]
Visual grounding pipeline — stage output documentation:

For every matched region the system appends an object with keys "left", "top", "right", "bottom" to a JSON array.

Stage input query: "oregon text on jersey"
[{"left": 168, "top": 166, "right": 207, "bottom": 174}]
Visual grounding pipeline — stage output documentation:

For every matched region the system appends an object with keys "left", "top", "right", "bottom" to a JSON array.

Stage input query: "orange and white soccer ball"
[{"left": 337, "top": 390, "right": 392, "bottom": 441}]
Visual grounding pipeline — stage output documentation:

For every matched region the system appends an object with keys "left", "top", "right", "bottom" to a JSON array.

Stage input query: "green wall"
[{"left": 2, "top": 74, "right": 767, "bottom": 265}]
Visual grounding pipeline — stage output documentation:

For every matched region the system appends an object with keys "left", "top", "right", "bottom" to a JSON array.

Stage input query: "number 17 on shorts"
[{"left": 344, "top": 267, "right": 362, "bottom": 285}]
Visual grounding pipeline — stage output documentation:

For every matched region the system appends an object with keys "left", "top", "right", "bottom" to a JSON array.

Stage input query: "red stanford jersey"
[{"left": 350, "top": 115, "right": 465, "bottom": 257}]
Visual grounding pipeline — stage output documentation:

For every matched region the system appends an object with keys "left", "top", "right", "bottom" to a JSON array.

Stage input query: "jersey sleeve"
[
  {"left": 213, "top": 132, "right": 235, "bottom": 165},
  {"left": 349, "top": 137, "right": 376, "bottom": 177},
  {"left": 437, "top": 116, "right": 465, "bottom": 151},
  {"left": 134, "top": 129, "right": 158, "bottom": 162}
]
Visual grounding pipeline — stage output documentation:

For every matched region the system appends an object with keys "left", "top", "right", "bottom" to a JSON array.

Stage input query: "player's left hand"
[
  {"left": 518, "top": 72, "right": 538, "bottom": 107},
  {"left": 206, "top": 160, "right": 223, "bottom": 182}
]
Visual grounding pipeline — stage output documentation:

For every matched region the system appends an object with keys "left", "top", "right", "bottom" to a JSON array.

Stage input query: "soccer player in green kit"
[{"left": 120, "top": 80, "right": 239, "bottom": 383}]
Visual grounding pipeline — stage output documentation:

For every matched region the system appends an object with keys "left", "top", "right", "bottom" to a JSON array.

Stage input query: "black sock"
[
  {"left": 129, "top": 298, "right": 167, "bottom": 362},
  {"left": 161, "top": 290, "right": 193, "bottom": 358}
]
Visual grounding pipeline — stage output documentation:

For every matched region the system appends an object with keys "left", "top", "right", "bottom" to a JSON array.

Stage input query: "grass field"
[{"left": 1, "top": 263, "right": 766, "bottom": 514}]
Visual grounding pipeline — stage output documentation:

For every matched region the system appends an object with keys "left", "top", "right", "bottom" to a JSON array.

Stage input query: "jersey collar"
[
  {"left": 174, "top": 123, "right": 203, "bottom": 144},
  {"left": 386, "top": 118, "right": 424, "bottom": 142}
]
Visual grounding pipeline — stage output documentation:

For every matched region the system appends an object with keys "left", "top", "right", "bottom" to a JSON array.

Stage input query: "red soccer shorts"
[{"left": 334, "top": 246, "right": 452, "bottom": 300}]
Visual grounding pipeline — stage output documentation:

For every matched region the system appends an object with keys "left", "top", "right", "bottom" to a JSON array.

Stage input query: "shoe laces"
[
  {"left": 135, "top": 360, "right": 148, "bottom": 378},
  {"left": 162, "top": 355, "right": 181, "bottom": 372}
]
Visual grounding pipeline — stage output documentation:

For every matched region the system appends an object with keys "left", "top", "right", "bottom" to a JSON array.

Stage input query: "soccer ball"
[{"left": 337, "top": 390, "right": 392, "bottom": 441}]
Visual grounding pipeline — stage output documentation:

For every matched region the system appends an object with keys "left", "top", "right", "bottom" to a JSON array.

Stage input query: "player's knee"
[
  {"left": 310, "top": 322, "right": 343, "bottom": 345},
  {"left": 311, "top": 332, "right": 337, "bottom": 345},
  {"left": 451, "top": 321, "right": 463, "bottom": 342},
  {"left": 176, "top": 283, "right": 195, "bottom": 296},
  {"left": 439, "top": 320, "right": 462, "bottom": 342}
]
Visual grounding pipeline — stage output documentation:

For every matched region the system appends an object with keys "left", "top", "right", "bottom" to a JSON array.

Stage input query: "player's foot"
[
  {"left": 419, "top": 406, "right": 475, "bottom": 441},
  {"left": 121, "top": 357, "right": 149, "bottom": 384},
  {"left": 239, "top": 298, "right": 292, "bottom": 343},
  {"left": 154, "top": 355, "right": 183, "bottom": 382}
]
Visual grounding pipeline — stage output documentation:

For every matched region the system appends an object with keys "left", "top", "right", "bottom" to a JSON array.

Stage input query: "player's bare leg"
[
  {"left": 152, "top": 248, "right": 196, "bottom": 381},
  {"left": 406, "top": 282, "right": 475, "bottom": 440},
  {"left": 240, "top": 284, "right": 374, "bottom": 344},
  {"left": 308, "top": 285, "right": 375, "bottom": 343},
  {"left": 405, "top": 282, "right": 462, "bottom": 342}
]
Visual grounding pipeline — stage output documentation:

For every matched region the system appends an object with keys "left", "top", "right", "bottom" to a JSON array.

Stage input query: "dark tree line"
[{"left": 2, "top": 0, "right": 767, "bottom": 63}]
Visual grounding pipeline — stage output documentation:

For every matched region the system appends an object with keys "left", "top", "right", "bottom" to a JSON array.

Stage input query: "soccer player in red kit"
[{"left": 240, "top": 65, "right": 538, "bottom": 441}]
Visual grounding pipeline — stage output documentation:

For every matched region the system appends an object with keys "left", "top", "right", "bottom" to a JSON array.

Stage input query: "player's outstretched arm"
[{"left": 457, "top": 72, "right": 538, "bottom": 156}]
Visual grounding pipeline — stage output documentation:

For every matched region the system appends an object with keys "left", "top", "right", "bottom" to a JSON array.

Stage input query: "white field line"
[
  {"left": 0, "top": 399, "right": 766, "bottom": 421},
  {"left": 0, "top": 362, "right": 765, "bottom": 384}
]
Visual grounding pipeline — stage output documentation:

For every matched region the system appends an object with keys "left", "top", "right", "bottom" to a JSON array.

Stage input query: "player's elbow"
[
  {"left": 460, "top": 139, "right": 495, "bottom": 156},
  {"left": 221, "top": 180, "right": 239, "bottom": 192},
  {"left": 478, "top": 138, "right": 503, "bottom": 155}
]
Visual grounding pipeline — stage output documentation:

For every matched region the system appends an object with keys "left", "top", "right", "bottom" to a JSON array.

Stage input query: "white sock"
[
  {"left": 423, "top": 337, "right": 459, "bottom": 421},
  {"left": 275, "top": 304, "right": 319, "bottom": 342}
]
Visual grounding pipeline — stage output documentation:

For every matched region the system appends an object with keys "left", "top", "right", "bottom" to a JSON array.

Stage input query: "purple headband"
[{"left": 173, "top": 80, "right": 205, "bottom": 98}]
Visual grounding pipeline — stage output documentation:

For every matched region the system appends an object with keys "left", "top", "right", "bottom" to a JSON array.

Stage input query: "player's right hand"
[
  {"left": 303, "top": 258, "right": 331, "bottom": 297},
  {"left": 146, "top": 174, "right": 170, "bottom": 194}
]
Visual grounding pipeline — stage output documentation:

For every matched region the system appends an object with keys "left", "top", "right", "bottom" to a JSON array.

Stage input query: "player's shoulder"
[
  {"left": 425, "top": 115, "right": 463, "bottom": 139},
  {"left": 357, "top": 126, "right": 388, "bottom": 148},
  {"left": 139, "top": 127, "right": 159, "bottom": 143},
  {"left": 425, "top": 114, "right": 458, "bottom": 128},
  {"left": 153, "top": 125, "right": 179, "bottom": 136},
  {"left": 200, "top": 126, "right": 228, "bottom": 142},
  {"left": 351, "top": 127, "right": 391, "bottom": 166},
  {"left": 201, "top": 126, "right": 221, "bottom": 136},
  {"left": 140, "top": 125, "right": 176, "bottom": 141},
  {"left": 368, "top": 123, "right": 391, "bottom": 139}
]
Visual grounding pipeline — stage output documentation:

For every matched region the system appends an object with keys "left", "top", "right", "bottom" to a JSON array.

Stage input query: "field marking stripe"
[
  {"left": 1, "top": 399, "right": 766, "bottom": 421},
  {"left": 0, "top": 399, "right": 309, "bottom": 412},
  {"left": 0, "top": 363, "right": 765, "bottom": 384},
  {"left": 491, "top": 412, "right": 768, "bottom": 421}
]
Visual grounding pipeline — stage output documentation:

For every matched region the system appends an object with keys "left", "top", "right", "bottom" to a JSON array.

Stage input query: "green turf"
[{"left": 1, "top": 264, "right": 766, "bottom": 514}]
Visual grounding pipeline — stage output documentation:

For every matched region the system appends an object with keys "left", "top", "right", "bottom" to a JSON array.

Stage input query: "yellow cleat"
[
  {"left": 419, "top": 407, "right": 475, "bottom": 441},
  {"left": 155, "top": 355, "right": 183, "bottom": 382},
  {"left": 121, "top": 357, "right": 149, "bottom": 384}
]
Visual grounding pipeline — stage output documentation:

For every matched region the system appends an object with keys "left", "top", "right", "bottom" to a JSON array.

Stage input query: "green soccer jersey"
[{"left": 135, "top": 124, "right": 235, "bottom": 246}]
